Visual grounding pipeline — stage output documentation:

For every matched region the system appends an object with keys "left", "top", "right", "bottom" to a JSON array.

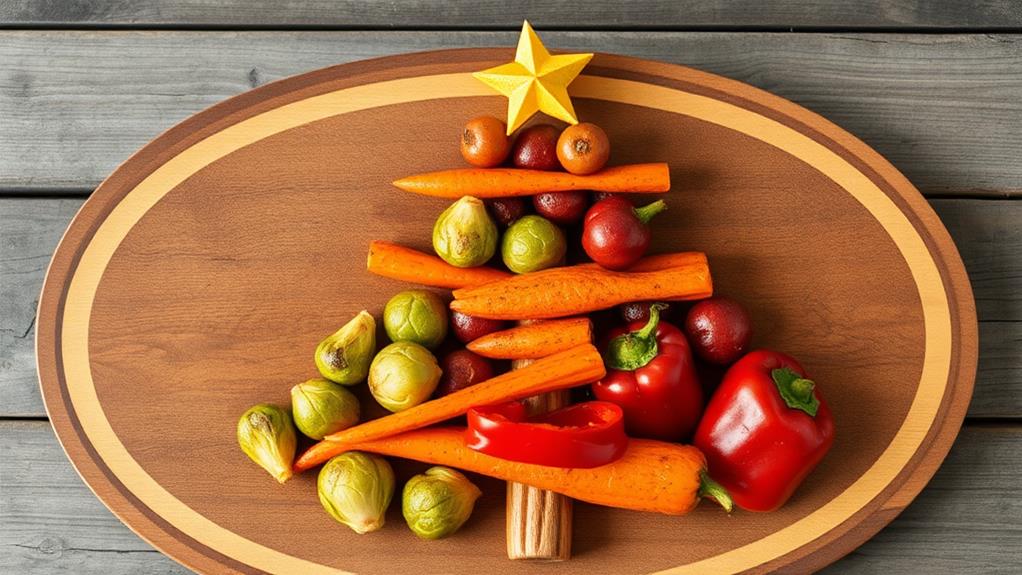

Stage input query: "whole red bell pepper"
[
  {"left": 465, "top": 400, "right": 628, "bottom": 468},
  {"left": 694, "top": 350, "right": 835, "bottom": 512},
  {"left": 592, "top": 304, "right": 704, "bottom": 441}
]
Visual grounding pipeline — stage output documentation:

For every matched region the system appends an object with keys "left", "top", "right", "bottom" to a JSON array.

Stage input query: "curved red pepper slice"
[{"left": 465, "top": 401, "right": 628, "bottom": 468}]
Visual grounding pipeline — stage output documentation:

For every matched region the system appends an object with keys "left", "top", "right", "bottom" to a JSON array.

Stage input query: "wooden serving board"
[{"left": 36, "top": 49, "right": 977, "bottom": 574}]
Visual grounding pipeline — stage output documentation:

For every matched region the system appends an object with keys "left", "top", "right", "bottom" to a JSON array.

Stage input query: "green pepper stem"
[
  {"left": 699, "top": 472, "right": 733, "bottom": 513},
  {"left": 605, "top": 304, "right": 667, "bottom": 371},
  {"left": 772, "top": 367, "right": 821, "bottom": 417},
  {"left": 791, "top": 378, "right": 815, "bottom": 401},
  {"left": 634, "top": 199, "right": 668, "bottom": 225}
]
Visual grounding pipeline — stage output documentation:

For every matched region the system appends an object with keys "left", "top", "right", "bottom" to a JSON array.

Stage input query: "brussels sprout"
[
  {"left": 432, "top": 196, "right": 498, "bottom": 268},
  {"left": 402, "top": 467, "right": 482, "bottom": 539},
  {"left": 501, "top": 215, "right": 566, "bottom": 274},
  {"left": 315, "top": 310, "right": 376, "bottom": 385},
  {"left": 368, "top": 342, "right": 442, "bottom": 412},
  {"left": 383, "top": 290, "right": 448, "bottom": 350},
  {"left": 237, "top": 404, "right": 296, "bottom": 483},
  {"left": 290, "top": 378, "right": 360, "bottom": 440},
  {"left": 318, "top": 452, "right": 395, "bottom": 534}
]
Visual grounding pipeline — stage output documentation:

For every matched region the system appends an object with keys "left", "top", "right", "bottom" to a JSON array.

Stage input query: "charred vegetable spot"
[
  {"left": 329, "top": 350, "right": 348, "bottom": 370},
  {"left": 456, "top": 232, "right": 478, "bottom": 253},
  {"left": 248, "top": 412, "right": 271, "bottom": 432}
]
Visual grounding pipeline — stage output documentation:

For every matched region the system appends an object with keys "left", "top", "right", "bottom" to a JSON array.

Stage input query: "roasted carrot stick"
[
  {"left": 451, "top": 256, "right": 712, "bottom": 320},
  {"left": 367, "top": 240, "right": 511, "bottom": 289},
  {"left": 366, "top": 242, "right": 697, "bottom": 292},
  {"left": 466, "top": 317, "right": 592, "bottom": 359},
  {"left": 294, "top": 344, "right": 605, "bottom": 472},
  {"left": 348, "top": 427, "right": 732, "bottom": 515},
  {"left": 620, "top": 251, "right": 707, "bottom": 273},
  {"left": 392, "top": 163, "right": 670, "bottom": 198}
]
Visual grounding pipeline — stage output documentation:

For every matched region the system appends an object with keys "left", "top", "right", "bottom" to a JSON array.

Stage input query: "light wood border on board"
[{"left": 36, "top": 49, "right": 977, "bottom": 575}]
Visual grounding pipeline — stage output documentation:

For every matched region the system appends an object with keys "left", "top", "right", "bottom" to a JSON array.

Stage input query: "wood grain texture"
[
  {"left": 819, "top": 425, "right": 1022, "bottom": 573},
  {"left": 507, "top": 353, "right": 572, "bottom": 561},
  {"left": 28, "top": 50, "right": 976, "bottom": 573},
  {"left": 0, "top": 13, "right": 1013, "bottom": 575},
  {"left": 931, "top": 199, "right": 1022, "bottom": 322},
  {"left": 4, "top": 421, "right": 1019, "bottom": 574},
  {"left": 1, "top": 0, "right": 1020, "bottom": 29},
  {"left": 1, "top": 31, "right": 1021, "bottom": 194},
  {"left": 0, "top": 420, "right": 189, "bottom": 575},
  {"left": 4, "top": 198, "right": 1016, "bottom": 419},
  {"left": 0, "top": 198, "right": 83, "bottom": 417}
]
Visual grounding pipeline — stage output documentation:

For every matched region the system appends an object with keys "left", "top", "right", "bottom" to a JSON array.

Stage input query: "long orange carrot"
[
  {"left": 367, "top": 243, "right": 698, "bottom": 292},
  {"left": 451, "top": 256, "right": 712, "bottom": 320},
  {"left": 582, "top": 252, "right": 708, "bottom": 303},
  {"left": 619, "top": 251, "right": 707, "bottom": 273},
  {"left": 367, "top": 240, "right": 511, "bottom": 289},
  {"left": 294, "top": 344, "right": 605, "bottom": 472},
  {"left": 393, "top": 163, "right": 670, "bottom": 198},
  {"left": 348, "top": 427, "right": 731, "bottom": 515},
  {"left": 467, "top": 317, "right": 592, "bottom": 359}
]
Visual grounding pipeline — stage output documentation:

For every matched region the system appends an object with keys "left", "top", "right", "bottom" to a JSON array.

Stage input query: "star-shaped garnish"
[{"left": 474, "top": 21, "right": 594, "bottom": 134}]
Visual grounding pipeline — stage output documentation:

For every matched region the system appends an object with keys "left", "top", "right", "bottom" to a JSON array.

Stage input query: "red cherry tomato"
[
  {"left": 450, "top": 310, "right": 507, "bottom": 343},
  {"left": 532, "top": 190, "right": 589, "bottom": 225},
  {"left": 582, "top": 197, "right": 667, "bottom": 270},
  {"left": 511, "top": 124, "right": 561, "bottom": 170},
  {"left": 684, "top": 297, "right": 752, "bottom": 365},
  {"left": 435, "top": 349, "right": 495, "bottom": 397},
  {"left": 618, "top": 301, "right": 672, "bottom": 324},
  {"left": 487, "top": 197, "right": 528, "bottom": 227}
]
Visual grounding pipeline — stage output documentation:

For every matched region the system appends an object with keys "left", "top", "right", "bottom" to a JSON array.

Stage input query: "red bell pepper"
[
  {"left": 694, "top": 350, "right": 835, "bottom": 512},
  {"left": 592, "top": 304, "right": 704, "bottom": 441},
  {"left": 465, "top": 401, "right": 628, "bottom": 468}
]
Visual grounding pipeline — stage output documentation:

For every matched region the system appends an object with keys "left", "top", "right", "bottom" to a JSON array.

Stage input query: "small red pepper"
[
  {"left": 465, "top": 400, "right": 628, "bottom": 468},
  {"left": 694, "top": 350, "right": 835, "bottom": 512},
  {"left": 592, "top": 304, "right": 704, "bottom": 441}
]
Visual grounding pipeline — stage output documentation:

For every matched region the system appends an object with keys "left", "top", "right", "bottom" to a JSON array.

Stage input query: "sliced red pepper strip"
[{"left": 465, "top": 400, "right": 628, "bottom": 468}]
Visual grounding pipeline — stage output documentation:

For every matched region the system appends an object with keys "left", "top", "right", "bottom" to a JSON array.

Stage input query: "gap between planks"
[
  {"left": 1, "top": 421, "right": 1020, "bottom": 575},
  {"left": 1, "top": 25, "right": 1022, "bottom": 33},
  {"left": 1, "top": 197, "right": 1020, "bottom": 419},
  {"left": 1, "top": 31, "right": 1021, "bottom": 194},
  {"left": 1, "top": 0, "right": 1021, "bottom": 31}
]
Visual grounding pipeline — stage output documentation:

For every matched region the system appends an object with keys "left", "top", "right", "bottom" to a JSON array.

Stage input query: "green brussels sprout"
[
  {"left": 501, "top": 215, "right": 566, "bottom": 274},
  {"left": 402, "top": 466, "right": 482, "bottom": 539},
  {"left": 318, "top": 452, "right": 395, "bottom": 534},
  {"left": 237, "top": 404, "right": 296, "bottom": 484},
  {"left": 368, "top": 342, "right": 442, "bottom": 412},
  {"left": 383, "top": 290, "right": 449, "bottom": 350},
  {"left": 290, "top": 378, "right": 361, "bottom": 440},
  {"left": 315, "top": 310, "right": 376, "bottom": 385},
  {"left": 432, "top": 196, "right": 498, "bottom": 268}
]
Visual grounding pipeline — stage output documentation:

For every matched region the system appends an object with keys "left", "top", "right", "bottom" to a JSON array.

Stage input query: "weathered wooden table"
[{"left": 1, "top": 3, "right": 1020, "bottom": 573}]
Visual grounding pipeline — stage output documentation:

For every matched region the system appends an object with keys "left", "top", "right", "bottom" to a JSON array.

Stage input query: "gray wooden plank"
[
  {"left": 2, "top": 420, "right": 1019, "bottom": 574},
  {"left": 2, "top": 197, "right": 1019, "bottom": 418},
  {"left": 0, "top": 198, "right": 83, "bottom": 417},
  {"left": 1, "top": 1, "right": 1021, "bottom": 30},
  {"left": 1, "top": 31, "right": 1020, "bottom": 194},
  {"left": 819, "top": 425, "right": 1022, "bottom": 574},
  {"left": 0, "top": 421, "right": 189, "bottom": 575},
  {"left": 931, "top": 199, "right": 1022, "bottom": 323},
  {"left": 968, "top": 322, "right": 1022, "bottom": 419}
]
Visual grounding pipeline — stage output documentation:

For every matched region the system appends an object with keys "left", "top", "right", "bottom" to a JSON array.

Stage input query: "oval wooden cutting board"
[{"left": 36, "top": 49, "right": 977, "bottom": 574}]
